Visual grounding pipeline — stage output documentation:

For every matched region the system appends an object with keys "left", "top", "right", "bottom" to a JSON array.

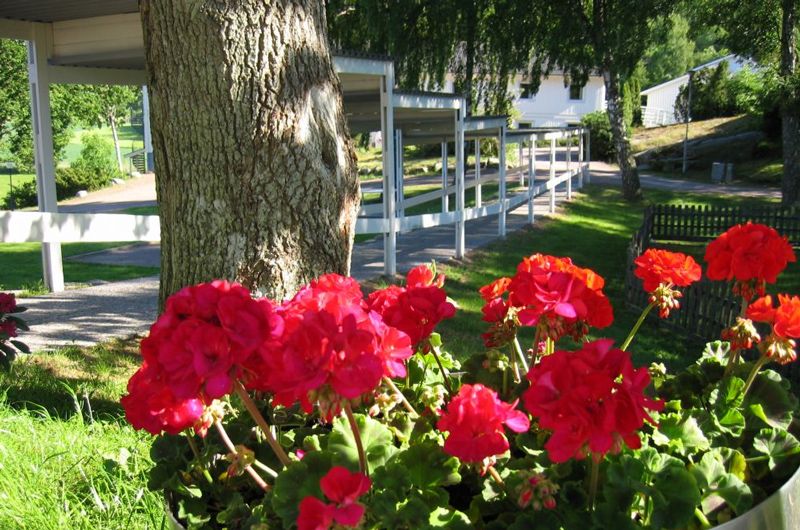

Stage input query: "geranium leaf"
[
  {"left": 10, "top": 340, "right": 30, "bottom": 354},
  {"left": 709, "top": 377, "right": 745, "bottom": 411},
  {"left": 6, "top": 315, "right": 29, "bottom": 331},
  {"left": 637, "top": 446, "right": 684, "bottom": 474},
  {"left": 650, "top": 467, "right": 702, "bottom": 530},
  {"left": 652, "top": 413, "right": 710, "bottom": 455},
  {"left": 328, "top": 413, "right": 396, "bottom": 472},
  {"left": 753, "top": 428, "right": 800, "bottom": 474},
  {"left": 699, "top": 341, "right": 730, "bottom": 366},
  {"left": 745, "top": 370, "right": 797, "bottom": 431},
  {"left": 428, "top": 507, "right": 471, "bottom": 529},
  {"left": 692, "top": 450, "right": 752, "bottom": 516},
  {"left": 271, "top": 450, "right": 332, "bottom": 525}
]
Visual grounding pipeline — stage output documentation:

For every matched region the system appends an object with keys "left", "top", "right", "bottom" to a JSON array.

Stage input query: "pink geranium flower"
[{"left": 297, "top": 466, "right": 371, "bottom": 530}]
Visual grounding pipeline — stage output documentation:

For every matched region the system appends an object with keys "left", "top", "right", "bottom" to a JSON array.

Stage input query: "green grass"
[
  {"left": 417, "top": 185, "right": 797, "bottom": 371},
  {"left": 122, "top": 205, "right": 159, "bottom": 216},
  {"left": 0, "top": 242, "right": 159, "bottom": 290},
  {"left": 0, "top": 339, "right": 166, "bottom": 529},
  {"left": 0, "top": 173, "right": 35, "bottom": 206}
]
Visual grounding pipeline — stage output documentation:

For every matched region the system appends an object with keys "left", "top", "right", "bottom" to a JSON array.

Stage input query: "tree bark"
[
  {"left": 603, "top": 67, "right": 641, "bottom": 201},
  {"left": 140, "top": 0, "right": 359, "bottom": 306},
  {"left": 780, "top": 0, "right": 799, "bottom": 206}
]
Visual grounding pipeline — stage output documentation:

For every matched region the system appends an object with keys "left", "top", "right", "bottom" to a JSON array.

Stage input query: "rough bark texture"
[
  {"left": 603, "top": 68, "right": 641, "bottom": 201},
  {"left": 140, "top": 0, "right": 360, "bottom": 306},
  {"left": 780, "top": 0, "right": 800, "bottom": 206}
]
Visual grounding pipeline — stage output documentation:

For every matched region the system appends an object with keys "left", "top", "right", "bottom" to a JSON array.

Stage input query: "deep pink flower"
[
  {"left": 437, "top": 384, "right": 530, "bottom": 464},
  {"left": 0, "top": 292, "right": 17, "bottom": 314},
  {"left": 297, "top": 467, "right": 371, "bottom": 530},
  {"left": 0, "top": 319, "right": 17, "bottom": 339}
]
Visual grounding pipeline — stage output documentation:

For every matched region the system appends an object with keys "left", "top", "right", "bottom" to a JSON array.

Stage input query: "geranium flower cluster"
[
  {"left": 122, "top": 280, "right": 283, "bottom": 435},
  {"left": 634, "top": 248, "right": 702, "bottom": 318},
  {"left": 437, "top": 383, "right": 530, "bottom": 468},
  {"left": 297, "top": 466, "right": 371, "bottom": 530},
  {"left": 253, "top": 274, "right": 413, "bottom": 419},
  {"left": 704, "top": 222, "right": 796, "bottom": 300},
  {"left": 479, "top": 254, "right": 613, "bottom": 346},
  {"left": 366, "top": 264, "right": 456, "bottom": 346},
  {"left": 0, "top": 292, "right": 20, "bottom": 340},
  {"left": 746, "top": 294, "right": 800, "bottom": 364},
  {"left": 523, "top": 339, "right": 663, "bottom": 463}
]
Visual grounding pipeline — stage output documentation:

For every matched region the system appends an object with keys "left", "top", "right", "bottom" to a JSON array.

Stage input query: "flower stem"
[
  {"left": 513, "top": 336, "right": 530, "bottom": 374},
  {"left": 694, "top": 507, "right": 712, "bottom": 529},
  {"left": 532, "top": 327, "right": 542, "bottom": 365},
  {"left": 185, "top": 435, "right": 213, "bottom": 484},
  {"left": 546, "top": 337, "right": 555, "bottom": 356},
  {"left": 622, "top": 303, "right": 654, "bottom": 351},
  {"left": 344, "top": 401, "right": 368, "bottom": 475},
  {"left": 509, "top": 342, "right": 521, "bottom": 383},
  {"left": 234, "top": 382, "right": 292, "bottom": 467},
  {"left": 588, "top": 457, "right": 600, "bottom": 511},
  {"left": 742, "top": 355, "right": 770, "bottom": 399},
  {"left": 431, "top": 345, "right": 453, "bottom": 395},
  {"left": 253, "top": 459, "right": 279, "bottom": 478},
  {"left": 383, "top": 376, "right": 419, "bottom": 417},
  {"left": 487, "top": 466, "right": 505, "bottom": 487},
  {"left": 214, "top": 421, "right": 269, "bottom": 491}
]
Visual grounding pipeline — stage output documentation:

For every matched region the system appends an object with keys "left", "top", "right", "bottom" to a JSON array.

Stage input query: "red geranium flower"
[
  {"left": 634, "top": 248, "right": 702, "bottom": 293},
  {"left": 437, "top": 384, "right": 530, "bottom": 466},
  {"left": 0, "top": 319, "right": 17, "bottom": 339},
  {"left": 0, "top": 292, "right": 17, "bottom": 314},
  {"left": 479, "top": 277, "right": 512, "bottom": 302},
  {"left": 367, "top": 265, "right": 456, "bottom": 346},
  {"left": 297, "top": 466, "right": 371, "bottom": 530},
  {"left": 746, "top": 294, "right": 800, "bottom": 364},
  {"left": 523, "top": 339, "right": 663, "bottom": 463},
  {"left": 705, "top": 223, "right": 796, "bottom": 299},
  {"left": 256, "top": 274, "right": 413, "bottom": 419}
]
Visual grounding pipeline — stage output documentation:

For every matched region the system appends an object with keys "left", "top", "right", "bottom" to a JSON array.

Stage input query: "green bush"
[
  {"left": 72, "top": 133, "right": 118, "bottom": 179},
  {"left": 581, "top": 111, "right": 616, "bottom": 161},
  {"left": 6, "top": 180, "right": 37, "bottom": 209}
]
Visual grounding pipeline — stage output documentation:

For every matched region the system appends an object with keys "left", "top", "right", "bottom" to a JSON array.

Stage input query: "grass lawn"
[
  {"left": 0, "top": 173, "right": 35, "bottom": 207},
  {"left": 631, "top": 115, "right": 760, "bottom": 153},
  {"left": 0, "top": 339, "right": 166, "bottom": 529},
  {"left": 422, "top": 185, "right": 796, "bottom": 371},
  {"left": 0, "top": 242, "right": 159, "bottom": 291},
  {"left": 64, "top": 125, "right": 145, "bottom": 166}
]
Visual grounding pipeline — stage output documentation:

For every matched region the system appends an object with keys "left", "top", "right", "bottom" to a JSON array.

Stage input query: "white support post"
[
  {"left": 498, "top": 126, "right": 507, "bottom": 236},
  {"left": 474, "top": 139, "right": 482, "bottom": 207},
  {"left": 518, "top": 142, "right": 525, "bottom": 186},
  {"left": 380, "top": 66, "right": 397, "bottom": 276},
  {"left": 549, "top": 137, "right": 556, "bottom": 213},
  {"left": 441, "top": 141, "right": 449, "bottom": 212},
  {"left": 27, "top": 25, "right": 64, "bottom": 292},
  {"left": 395, "top": 129, "right": 404, "bottom": 220},
  {"left": 578, "top": 129, "right": 585, "bottom": 189},
  {"left": 454, "top": 107, "right": 465, "bottom": 258},
  {"left": 142, "top": 86, "right": 154, "bottom": 172},
  {"left": 586, "top": 129, "right": 592, "bottom": 184},
  {"left": 566, "top": 133, "right": 573, "bottom": 201},
  {"left": 527, "top": 134, "right": 536, "bottom": 225}
]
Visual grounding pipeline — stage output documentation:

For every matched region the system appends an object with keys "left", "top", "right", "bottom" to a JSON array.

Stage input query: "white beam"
[
  {"left": 0, "top": 17, "right": 33, "bottom": 40},
  {"left": 27, "top": 23, "right": 64, "bottom": 292},
  {"left": 528, "top": 135, "right": 536, "bottom": 225},
  {"left": 549, "top": 138, "right": 556, "bottom": 213},
  {"left": 441, "top": 142, "right": 449, "bottom": 213},
  {"left": 498, "top": 125, "right": 507, "bottom": 237},
  {"left": 143, "top": 86, "right": 153, "bottom": 171},
  {"left": 475, "top": 139, "right": 482, "bottom": 207},
  {"left": 380, "top": 65, "right": 397, "bottom": 276},
  {"left": 0, "top": 211, "right": 160, "bottom": 243},
  {"left": 454, "top": 107, "right": 465, "bottom": 258},
  {"left": 393, "top": 92, "right": 462, "bottom": 110},
  {"left": 47, "top": 65, "right": 146, "bottom": 85}
]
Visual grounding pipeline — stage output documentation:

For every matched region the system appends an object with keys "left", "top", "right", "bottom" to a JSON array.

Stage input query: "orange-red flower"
[
  {"left": 479, "top": 277, "right": 512, "bottom": 302},
  {"left": 634, "top": 248, "right": 701, "bottom": 293},
  {"left": 746, "top": 294, "right": 800, "bottom": 364},
  {"left": 704, "top": 223, "right": 795, "bottom": 298}
]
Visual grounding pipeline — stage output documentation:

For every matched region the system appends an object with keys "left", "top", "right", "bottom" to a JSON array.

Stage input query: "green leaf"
[
  {"left": 271, "top": 450, "right": 332, "bottom": 525},
  {"left": 692, "top": 450, "right": 752, "bottom": 516},
  {"left": 745, "top": 369, "right": 797, "bottom": 431},
  {"left": 699, "top": 341, "right": 730, "bottom": 366},
  {"left": 392, "top": 442, "right": 461, "bottom": 489},
  {"left": 651, "top": 413, "right": 710, "bottom": 455},
  {"left": 6, "top": 315, "right": 29, "bottom": 331},
  {"left": 753, "top": 428, "right": 800, "bottom": 473},
  {"left": 427, "top": 507, "right": 471, "bottom": 529},
  {"left": 709, "top": 377, "right": 745, "bottom": 411},
  {"left": 650, "top": 467, "right": 702, "bottom": 530},
  {"left": 9, "top": 340, "right": 30, "bottom": 354},
  {"left": 637, "top": 446, "right": 684, "bottom": 474},
  {"left": 328, "top": 413, "right": 396, "bottom": 472}
]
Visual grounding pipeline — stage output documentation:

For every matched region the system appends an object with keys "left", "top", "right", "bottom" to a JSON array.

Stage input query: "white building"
[
  {"left": 640, "top": 54, "right": 754, "bottom": 128},
  {"left": 441, "top": 72, "right": 606, "bottom": 128}
]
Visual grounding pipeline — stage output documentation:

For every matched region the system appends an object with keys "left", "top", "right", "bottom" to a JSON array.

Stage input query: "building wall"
[{"left": 441, "top": 73, "right": 606, "bottom": 127}]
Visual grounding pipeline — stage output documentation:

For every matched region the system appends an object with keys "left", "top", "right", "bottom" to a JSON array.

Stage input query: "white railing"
[
  {"left": 641, "top": 106, "right": 677, "bottom": 128},
  {"left": 0, "top": 127, "right": 591, "bottom": 285}
]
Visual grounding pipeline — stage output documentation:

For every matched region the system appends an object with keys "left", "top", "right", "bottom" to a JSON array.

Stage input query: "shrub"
[
  {"left": 580, "top": 110, "right": 616, "bottom": 161},
  {"left": 72, "top": 133, "right": 118, "bottom": 179}
]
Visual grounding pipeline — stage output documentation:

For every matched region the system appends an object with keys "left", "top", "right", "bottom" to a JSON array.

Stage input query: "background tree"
[
  {"left": 72, "top": 86, "right": 140, "bottom": 173},
  {"left": 525, "top": 0, "right": 676, "bottom": 201},
  {"left": 327, "top": 0, "right": 531, "bottom": 115},
  {"left": 0, "top": 39, "right": 79, "bottom": 170},
  {"left": 140, "top": 0, "right": 360, "bottom": 305},
  {"left": 692, "top": 0, "right": 799, "bottom": 205}
]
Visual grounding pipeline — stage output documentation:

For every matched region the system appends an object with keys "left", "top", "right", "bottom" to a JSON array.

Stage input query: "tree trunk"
[
  {"left": 780, "top": 0, "right": 799, "bottom": 206},
  {"left": 602, "top": 68, "right": 641, "bottom": 201},
  {"left": 140, "top": 0, "right": 359, "bottom": 307},
  {"left": 109, "top": 112, "right": 124, "bottom": 174}
]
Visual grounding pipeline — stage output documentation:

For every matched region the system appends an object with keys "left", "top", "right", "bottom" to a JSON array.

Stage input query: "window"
[
  {"left": 568, "top": 84, "right": 583, "bottom": 101},
  {"left": 520, "top": 83, "right": 535, "bottom": 99},
  {"left": 640, "top": 94, "right": 649, "bottom": 106}
]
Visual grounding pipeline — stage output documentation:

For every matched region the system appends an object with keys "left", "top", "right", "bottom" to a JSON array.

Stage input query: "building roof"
[{"left": 641, "top": 54, "right": 753, "bottom": 95}]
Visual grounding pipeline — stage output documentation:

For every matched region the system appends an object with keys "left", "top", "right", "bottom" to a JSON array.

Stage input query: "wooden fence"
[{"left": 625, "top": 204, "right": 800, "bottom": 340}]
